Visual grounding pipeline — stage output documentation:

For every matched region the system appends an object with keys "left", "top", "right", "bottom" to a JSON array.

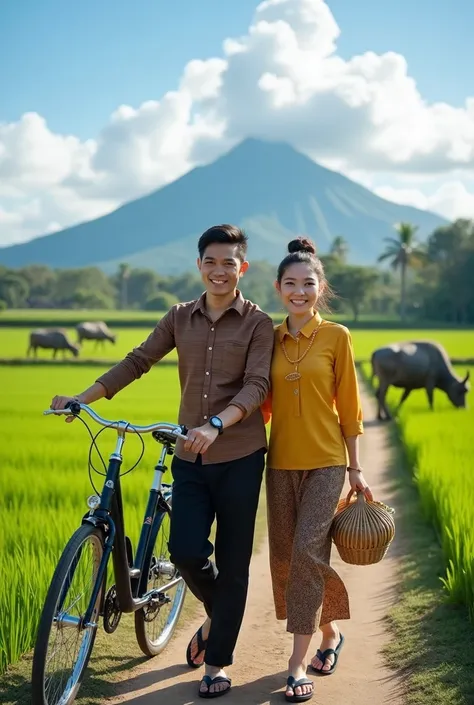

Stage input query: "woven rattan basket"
[{"left": 331, "top": 492, "right": 395, "bottom": 566}]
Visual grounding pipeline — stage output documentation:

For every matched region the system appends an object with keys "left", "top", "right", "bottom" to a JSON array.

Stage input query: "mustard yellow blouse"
[{"left": 264, "top": 312, "right": 363, "bottom": 470}]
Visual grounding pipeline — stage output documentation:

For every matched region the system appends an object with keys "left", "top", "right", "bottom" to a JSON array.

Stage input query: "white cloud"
[
  {"left": 2, "top": 0, "right": 474, "bottom": 246},
  {"left": 0, "top": 112, "right": 96, "bottom": 188},
  {"left": 375, "top": 181, "right": 474, "bottom": 221},
  {"left": 0, "top": 185, "right": 117, "bottom": 246}
]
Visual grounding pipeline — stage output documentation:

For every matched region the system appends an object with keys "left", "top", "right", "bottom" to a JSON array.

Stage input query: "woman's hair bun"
[{"left": 287, "top": 236, "right": 316, "bottom": 255}]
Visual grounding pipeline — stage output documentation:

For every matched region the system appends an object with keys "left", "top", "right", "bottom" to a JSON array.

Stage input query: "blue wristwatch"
[{"left": 209, "top": 416, "right": 224, "bottom": 435}]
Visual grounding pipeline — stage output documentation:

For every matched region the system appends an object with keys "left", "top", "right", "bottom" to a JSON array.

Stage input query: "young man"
[{"left": 50, "top": 224, "right": 274, "bottom": 698}]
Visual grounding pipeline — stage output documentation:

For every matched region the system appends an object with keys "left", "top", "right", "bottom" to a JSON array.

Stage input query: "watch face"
[{"left": 211, "top": 416, "right": 223, "bottom": 429}]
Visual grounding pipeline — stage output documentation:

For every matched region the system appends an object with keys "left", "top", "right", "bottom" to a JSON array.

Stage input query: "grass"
[
  {"left": 370, "top": 410, "right": 474, "bottom": 704},
  {"left": 362, "top": 363, "right": 474, "bottom": 619},
  {"left": 0, "top": 327, "right": 178, "bottom": 362},
  {"left": 0, "top": 616, "right": 187, "bottom": 705},
  {"left": 360, "top": 358, "right": 474, "bottom": 703},
  {"left": 1, "top": 327, "right": 473, "bottom": 365},
  {"left": 1, "top": 328, "right": 474, "bottom": 703},
  {"left": 3, "top": 308, "right": 474, "bottom": 331},
  {"left": 0, "top": 308, "right": 401, "bottom": 323},
  {"left": 361, "top": 362, "right": 474, "bottom": 700},
  {"left": 399, "top": 382, "right": 474, "bottom": 619},
  {"left": 0, "top": 363, "right": 268, "bottom": 704},
  {"left": 0, "top": 309, "right": 163, "bottom": 322},
  {"left": 0, "top": 365, "right": 183, "bottom": 675}
]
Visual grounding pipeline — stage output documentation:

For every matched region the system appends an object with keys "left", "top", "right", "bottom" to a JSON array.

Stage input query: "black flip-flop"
[
  {"left": 198, "top": 675, "right": 232, "bottom": 699},
  {"left": 186, "top": 625, "right": 207, "bottom": 669},
  {"left": 285, "top": 676, "right": 314, "bottom": 702},
  {"left": 310, "top": 633, "right": 345, "bottom": 676}
]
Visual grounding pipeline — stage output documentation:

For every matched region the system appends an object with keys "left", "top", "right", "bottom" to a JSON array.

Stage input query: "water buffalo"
[
  {"left": 371, "top": 340, "right": 470, "bottom": 420},
  {"left": 27, "top": 329, "right": 80, "bottom": 359},
  {"left": 76, "top": 321, "right": 116, "bottom": 346}
]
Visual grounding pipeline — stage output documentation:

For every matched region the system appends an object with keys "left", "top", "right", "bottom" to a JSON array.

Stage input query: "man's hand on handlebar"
[{"left": 50, "top": 395, "right": 80, "bottom": 423}]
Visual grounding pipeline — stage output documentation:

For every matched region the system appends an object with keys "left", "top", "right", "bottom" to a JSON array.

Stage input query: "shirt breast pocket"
[{"left": 214, "top": 340, "right": 248, "bottom": 379}]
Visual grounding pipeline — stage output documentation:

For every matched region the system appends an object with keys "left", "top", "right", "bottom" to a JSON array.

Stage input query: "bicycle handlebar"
[{"left": 44, "top": 401, "right": 188, "bottom": 440}]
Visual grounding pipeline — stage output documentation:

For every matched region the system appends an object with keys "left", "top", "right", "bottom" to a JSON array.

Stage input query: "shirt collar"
[
  {"left": 191, "top": 290, "right": 245, "bottom": 316},
  {"left": 278, "top": 311, "right": 322, "bottom": 341}
]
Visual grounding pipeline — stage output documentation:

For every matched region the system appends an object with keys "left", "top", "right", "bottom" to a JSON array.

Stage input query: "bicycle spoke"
[
  {"left": 42, "top": 531, "right": 102, "bottom": 705},
  {"left": 144, "top": 515, "right": 184, "bottom": 643}
]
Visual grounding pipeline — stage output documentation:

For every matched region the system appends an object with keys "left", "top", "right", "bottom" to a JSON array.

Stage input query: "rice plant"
[
  {"left": 0, "top": 365, "right": 180, "bottom": 673},
  {"left": 363, "top": 363, "right": 474, "bottom": 620}
]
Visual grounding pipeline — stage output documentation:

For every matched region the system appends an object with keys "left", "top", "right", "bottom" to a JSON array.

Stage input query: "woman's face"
[{"left": 276, "top": 262, "right": 320, "bottom": 315}]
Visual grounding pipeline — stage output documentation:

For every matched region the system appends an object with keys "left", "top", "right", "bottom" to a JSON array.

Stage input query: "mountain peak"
[
  {"left": 230, "top": 136, "right": 298, "bottom": 155},
  {"left": 0, "top": 138, "right": 447, "bottom": 273},
  {"left": 217, "top": 137, "right": 312, "bottom": 167}
]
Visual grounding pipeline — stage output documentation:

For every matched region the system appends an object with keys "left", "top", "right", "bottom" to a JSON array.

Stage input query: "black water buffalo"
[
  {"left": 371, "top": 340, "right": 470, "bottom": 420},
  {"left": 27, "top": 329, "right": 80, "bottom": 358},
  {"left": 76, "top": 321, "right": 116, "bottom": 346}
]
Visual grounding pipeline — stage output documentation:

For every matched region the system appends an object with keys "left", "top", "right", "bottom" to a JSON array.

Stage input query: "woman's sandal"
[
  {"left": 198, "top": 675, "right": 232, "bottom": 699},
  {"left": 186, "top": 625, "right": 208, "bottom": 668},
  {"left": 284, "top": 676, "right": 314, "bottom": 702},
  {"left": 310, "top": 633, "right": 345, "bottom": 676}
]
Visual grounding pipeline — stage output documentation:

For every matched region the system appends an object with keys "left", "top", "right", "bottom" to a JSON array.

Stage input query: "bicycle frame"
[{"left": 81, "top": 422, "right": 181, "bottom": 626}]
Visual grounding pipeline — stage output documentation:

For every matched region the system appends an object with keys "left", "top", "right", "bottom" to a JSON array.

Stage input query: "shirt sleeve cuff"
[
  {"left": 341, "top": 420, "right": 364, "bottom": 437},
  {"left": 95, "top": 374, "right": 117, "bottom": 400},
  {"left": 228, "top": 399, "right": 250, "bottom": 420}
]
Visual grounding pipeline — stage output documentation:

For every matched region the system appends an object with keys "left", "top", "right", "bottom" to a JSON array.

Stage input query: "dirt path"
[{"left": 107, "top": 387, "right": 404, "bottom": 705}]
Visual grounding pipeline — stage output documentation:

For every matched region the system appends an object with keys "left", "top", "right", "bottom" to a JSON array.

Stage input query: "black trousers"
[{"left": 168, "top": 448, "right": 265, "bottom": 667}]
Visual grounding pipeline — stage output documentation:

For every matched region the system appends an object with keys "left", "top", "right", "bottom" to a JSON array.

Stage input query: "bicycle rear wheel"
[
  {"left": 32, "top": 523, "right": 105, "bottom": 705},
  {"left": 134, "top": 507, "right": 187, "bottom": 656}
]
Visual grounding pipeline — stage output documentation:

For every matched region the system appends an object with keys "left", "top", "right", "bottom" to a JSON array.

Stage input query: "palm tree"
[
  {"left": 330, "top": 235, "right": 349, "bottom": 264},
  {"left": 377, "top": 222, "right": 424, "bottom": 321}
]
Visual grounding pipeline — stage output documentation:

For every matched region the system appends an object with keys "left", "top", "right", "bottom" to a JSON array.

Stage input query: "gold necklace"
[{"left": 280, "top": 325, "right": 320, "bottom": 381}]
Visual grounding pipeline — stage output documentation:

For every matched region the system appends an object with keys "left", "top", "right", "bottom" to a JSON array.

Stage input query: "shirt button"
[
  {"left": 211, "top": 327, "right": 215, "bottom": 332},
  {"left": 294, "top": 389, "right": 299, "bottom": 395},
  {"left": 204, "top": 394, "right": 208, "bottom": 398},
  {"left": 206, "top": 371, "right": 209, "bottom": 375},
  {"left": 208, "top": 346, "right": 212, "bottom": 350},
  {"left": 204, "top": 415, "right": 208, "bottom": 420}
]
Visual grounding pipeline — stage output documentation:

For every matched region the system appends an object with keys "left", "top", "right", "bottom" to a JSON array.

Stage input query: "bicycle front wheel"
[
  {"left": 134, "top": 508, "right": 187, "bottom": 657},
  {"left": 32, "top": 523, "right": 105, "bottom": 705}
]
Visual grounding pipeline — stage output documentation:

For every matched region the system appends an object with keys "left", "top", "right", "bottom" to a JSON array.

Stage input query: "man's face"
[{"left": 198, "top": 243, "right": 249, "bottom": 297}]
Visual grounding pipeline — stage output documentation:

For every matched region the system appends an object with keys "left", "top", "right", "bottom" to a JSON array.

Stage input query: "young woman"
[{"left": 262, "top": 237, "right": 373, "bottom": 703}]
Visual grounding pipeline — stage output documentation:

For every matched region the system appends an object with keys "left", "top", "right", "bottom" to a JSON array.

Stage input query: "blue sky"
[
  {"left": 1, "top": 0, "right": 472, "bottom": 139},
  {"left": 1, "top": 0, "right": 473, "bottom": 246}
]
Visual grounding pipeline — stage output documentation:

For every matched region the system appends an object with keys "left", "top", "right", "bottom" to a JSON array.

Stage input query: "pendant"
[{"left": 285, "top": 372, "right": 301, "bottom": 381}]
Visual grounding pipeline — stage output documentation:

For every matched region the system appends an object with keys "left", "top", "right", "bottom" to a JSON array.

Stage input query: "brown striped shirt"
[{"left": 96, "top": 292, "right": 275, "bottom": 464}]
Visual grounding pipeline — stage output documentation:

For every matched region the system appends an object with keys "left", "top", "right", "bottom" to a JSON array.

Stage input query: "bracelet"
[{"left": 347, "top": 466, "right": 362, "bottom": 472}]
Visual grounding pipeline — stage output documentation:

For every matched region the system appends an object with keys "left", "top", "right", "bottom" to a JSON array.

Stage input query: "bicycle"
[{"left": 31, "top": 400, "right": 189, "bottom": 705}]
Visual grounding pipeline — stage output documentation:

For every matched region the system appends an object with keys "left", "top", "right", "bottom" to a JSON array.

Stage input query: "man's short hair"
[{"left": 198, "top": 224, "right": 248, "bottom": 261}]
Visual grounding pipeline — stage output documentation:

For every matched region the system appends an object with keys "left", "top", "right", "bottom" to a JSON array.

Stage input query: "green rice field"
[
  {"left": 0, "top": 365, "right": 181, "bottom": 674},
  {"left": 0, "top": 309, "right": 161, "bottom": 322},
  {"left": 0, "top": 326, "right": 177, "bottom": 362},
  {"left": 0, "top": 309, "right": 401, "bottom": 324},
  {"left": 1, "top": 325, "right": 473, "bottom": 680},
  {"left": 1, "top": 326, "right": 473, "bottom": 363},
  {"left": 362, "top": 363, "right": 474, "bottom": 620}
]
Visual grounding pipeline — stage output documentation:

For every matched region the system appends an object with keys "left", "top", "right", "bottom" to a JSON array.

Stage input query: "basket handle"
[
  {"left": 345, "top": 489, "right": 368, "bottom": 504},
  {"left": 345, "top": 490, "right": 395, "bottom": 514}
]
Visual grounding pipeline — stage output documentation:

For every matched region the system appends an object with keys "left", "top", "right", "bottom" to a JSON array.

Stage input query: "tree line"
[{"left": 0, "top": 219, "right": 473, "bottom": 323}]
